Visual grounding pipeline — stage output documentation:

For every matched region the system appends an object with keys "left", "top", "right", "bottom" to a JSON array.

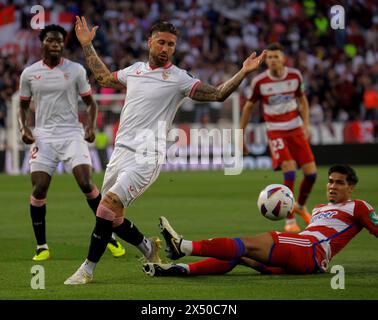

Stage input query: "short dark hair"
[
  {"left": 267, "top": 42, "right": 284, "bottom": 52},
  {"left": 39, "top": 24, "right": 67, "bottom": 42},
  {"left": 149, "top": 21, "right": 178, "bottom": 37},
  {"left": 328, "top": 164, "right": 359, "bottom": 185}
]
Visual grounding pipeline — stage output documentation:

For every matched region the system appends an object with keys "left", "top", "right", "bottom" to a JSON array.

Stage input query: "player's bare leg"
[
  {"left": 73, "top": 165, "right": 125, "bottom": 257},
  {"left": 281, "top": 160, "right": 301, "bottom": 233},
  {"left": 30, "top": 171, "right": 51, "bottom": 261}
]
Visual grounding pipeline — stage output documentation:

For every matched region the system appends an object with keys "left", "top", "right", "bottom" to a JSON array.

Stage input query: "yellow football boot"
[
  {"left": 32, "top": 248, "right": 50, "bottom": 261},
  {"left": 107, "top": 239, "right": 126, "bottom": 258}
]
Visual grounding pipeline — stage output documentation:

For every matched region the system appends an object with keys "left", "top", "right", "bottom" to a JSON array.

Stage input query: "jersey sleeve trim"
[
  {"left": 113, "top": 71, "right": 119, "bottom": 82},
  {"left": 79, "top": 89, "right": 92, "bottom": 97},
  {"left": 189, "top": 80, "right": 201, "bottom": 98},
  {"left": 114, "top": 71, "right": 126, "bottom": 87}
]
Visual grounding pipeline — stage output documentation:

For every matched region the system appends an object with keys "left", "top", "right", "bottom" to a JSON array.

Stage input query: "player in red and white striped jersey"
[
  {"left": 144, "top": 165, "right": 377, "bottom": 276},
  {"left": 240, "top": 43, "right": 317, "bottom": 233}
]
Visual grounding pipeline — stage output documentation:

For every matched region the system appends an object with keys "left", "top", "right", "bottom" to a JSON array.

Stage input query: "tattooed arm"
[
  {"left": 82, "top": 44, "right": 120, "bottom": 88},
  {"left": 75, "top": 16, "right": 122, "bottom": 88},
  {"left": 192, "top": 50, "right": 266, "bottom": 102}
]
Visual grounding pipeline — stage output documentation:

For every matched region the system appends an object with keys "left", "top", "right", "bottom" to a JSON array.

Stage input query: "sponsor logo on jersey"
[
  {"left": 268, "top": 94, "right": 294, "bottom": 105},
  {"left": 311, "top": 210, "right": 338, "bottom": 222},
  {"left": 369, "top": 211, "right": 378, "bottom": 226},
  {"left": 34, "top": 75, "right": 41, "bottom": 80}
]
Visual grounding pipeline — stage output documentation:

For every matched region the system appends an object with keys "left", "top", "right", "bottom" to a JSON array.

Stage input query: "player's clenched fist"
[
  {"left": 84, "top": 126, "right": 96, "bottom": 143},
  {"left": 20, "top": 127, "right": 35, "bottom": 144}
]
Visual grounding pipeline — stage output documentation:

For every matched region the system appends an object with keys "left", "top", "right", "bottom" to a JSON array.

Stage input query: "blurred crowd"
[{"left": 0, "top": 0, "right": 378, "bottom": 132}]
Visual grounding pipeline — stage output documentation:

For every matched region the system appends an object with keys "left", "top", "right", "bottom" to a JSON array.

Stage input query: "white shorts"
[
  {"left": 102, "top": 146, "right": 162, "bottom": 207},
  {"left": 29, "top": 139, "right": 92, "bottom": 176}
]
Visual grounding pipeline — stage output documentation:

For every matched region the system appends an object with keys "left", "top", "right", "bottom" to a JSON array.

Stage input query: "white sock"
[
  {"left": 111, "top": 233, "right": 116, "bottom": 241},
  {"left": 37, "top": 244, "right": 48, "bottom": 250},
  {"left": 137, "top": 237, "right": 152, "bottom": 257},
  {"left": 180, "top": 240, "right": 192, "bottom": 256},
  {"left": 81, "top": 259, "right": 96, "bottom": 275},
  {"left": 177, "top": 263, "right": 190, "bottom": 273}
]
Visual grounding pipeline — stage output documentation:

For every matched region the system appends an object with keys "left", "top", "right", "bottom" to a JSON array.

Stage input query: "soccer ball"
[{"left": 257, "top": 184, "right": 295, "bottom": 221}]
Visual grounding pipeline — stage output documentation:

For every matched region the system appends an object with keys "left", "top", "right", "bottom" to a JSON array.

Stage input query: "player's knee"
[
  {"left": 32, "top": 185, "right": 48, "bottom": 199},
  {"left": 100, "top": 192, "right": 124, "bottom": 215},
  {"left": 281, "top": 161, "right": 296, "bottom": 172}
]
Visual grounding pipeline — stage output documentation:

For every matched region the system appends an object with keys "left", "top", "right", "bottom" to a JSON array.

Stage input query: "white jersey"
[
  {"left": 114, "top": 62, "right": 200, "bottom": 152},
  {"left": 19, "top": 58, "right": 92, "bottom": 142}
]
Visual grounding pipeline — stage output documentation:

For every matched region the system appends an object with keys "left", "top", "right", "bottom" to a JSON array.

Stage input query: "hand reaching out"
[
  {"left": 242, "top": 50, "right": 267, "bottom": 75},
  {"left": 75, "top": 16, "right": 98, "bottom": 46}
]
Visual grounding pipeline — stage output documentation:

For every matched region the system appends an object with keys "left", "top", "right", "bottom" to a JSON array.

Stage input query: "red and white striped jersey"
[
  {"left": 300, "top": 200, "right": 377, "bottom": 268},
  {"left": 248, "top": 67, "right": 305, "bottom": 132}
]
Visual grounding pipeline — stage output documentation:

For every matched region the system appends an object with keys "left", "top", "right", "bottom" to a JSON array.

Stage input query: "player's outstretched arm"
[
  {"left": 192, "top": 50, "right": 266, "bottom": 102},
  {"left": 75, "top": 16, "right": 120, "bottom": 88}
]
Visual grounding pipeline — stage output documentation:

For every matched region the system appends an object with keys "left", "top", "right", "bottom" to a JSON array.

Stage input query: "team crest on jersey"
[
  {"left": 369, "top": 211, "right": 378, "bottom": 226},
  {"left": 320, "top": 259, "right": 329, "bottom": 271},
  {"left": 162, "top": 70, "right": 171, "bottom": 80}
]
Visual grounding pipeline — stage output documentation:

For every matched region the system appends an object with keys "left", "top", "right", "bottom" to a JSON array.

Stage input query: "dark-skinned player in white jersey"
[{"left": 19, "top": 25, "right": 125, "bottom": 261}]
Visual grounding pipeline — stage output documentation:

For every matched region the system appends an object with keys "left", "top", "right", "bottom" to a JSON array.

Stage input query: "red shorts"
[
  {"left": 268, "top": 231, "right": 326, "bottom": 274},
  {"left": 267, "top": 128, "right": 315, "bottom": 170}
]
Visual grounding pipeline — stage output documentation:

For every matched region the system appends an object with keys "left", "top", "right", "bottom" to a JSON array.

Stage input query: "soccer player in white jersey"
[
  {"left": 240, "top": 43, "right": 317, "bottom": 233},
  {"left": 64, "top": 17, "right": 266, "bottom": 284},
  {"left": 144, "top": 164, "right": 378, "bottom": 277},
  {"left": 18, "top": 25, "right": 125, "bottom": 261}
]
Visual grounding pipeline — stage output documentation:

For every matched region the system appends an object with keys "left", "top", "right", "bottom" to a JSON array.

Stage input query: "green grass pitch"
[{"left": 0, "top": 166, "right": 377, "bottom": 300}]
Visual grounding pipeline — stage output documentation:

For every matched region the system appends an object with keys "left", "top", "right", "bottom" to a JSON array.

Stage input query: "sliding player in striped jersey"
[
  {"left": 240, "top": 43, "right": 317, "bottom": 233},
  {"left": 144, "top": 164, "right": 378, "bottom": 276},
  {"left": 19, "top": 25, "right": 125, "bottom": 261}
]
